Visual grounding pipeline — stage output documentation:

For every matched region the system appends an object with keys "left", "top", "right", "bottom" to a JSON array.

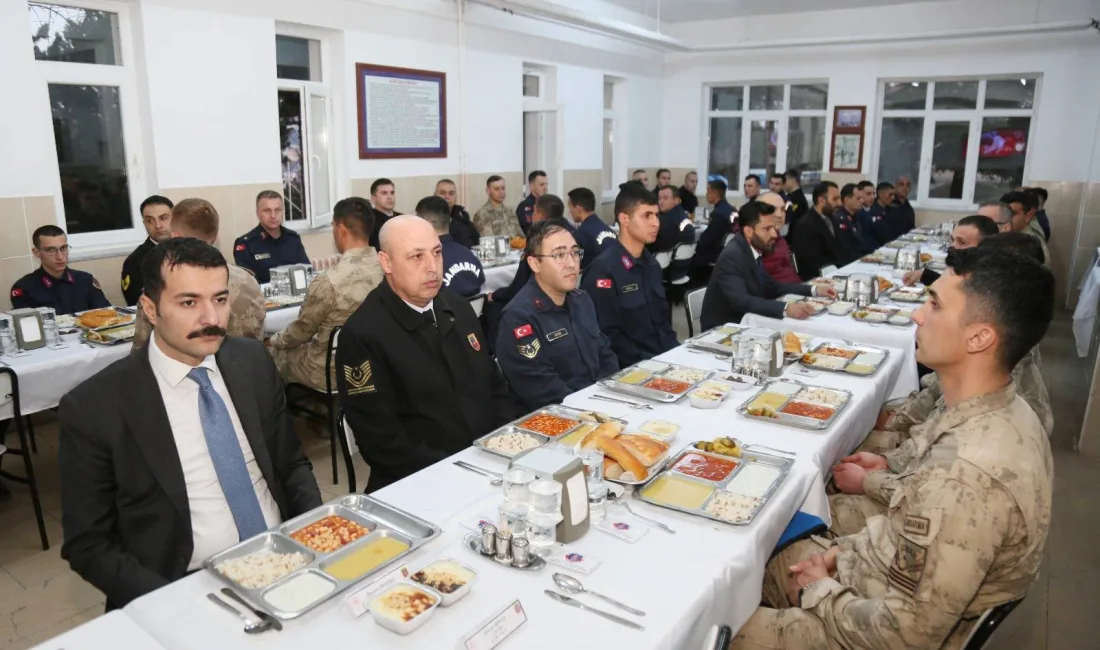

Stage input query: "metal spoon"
[
  {"left": 206, "top": 593, "right": 270, "bottom": 633},
  {"left": 552, "top": 573, "right": 646, "bottom": 616},
  {"left": 453, "top": 460, "right": 503, "bottom": 486},
  {"left": 589, "top": 394, "right": 654, "bottom": 411},
  {"left": 606, "top": 491, "right": 676, "bottom": 534}
]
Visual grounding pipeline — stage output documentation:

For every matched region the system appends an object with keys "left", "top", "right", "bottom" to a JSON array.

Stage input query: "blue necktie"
[
  {"left": 187, "top": 367, "right": 267, "bottom": 540},
  {"left": 755, "top": 256, "right": 766, "bottom": 287}
]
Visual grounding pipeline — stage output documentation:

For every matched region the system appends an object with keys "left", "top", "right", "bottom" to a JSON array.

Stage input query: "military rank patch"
[
  {"left": 621, "top": 283, "right": 639, "bottom": 293},
  {"left": 343, "top": 361, "right": 376, "bottom": 395},
  {"left": 467, "top": 333, "right": 481, "bottom": 352},
  {"left": 546, "top": 328, "right": 567, "bottom": 342},
  {"left": 513, "top": 324, "right": 534, "bottom": 339},
  {"left": 121, "top": 275, "right": 131, "bottom": 291},
  {"left": 620, "top": 255, "right": 634, "bottom": 270},
  {"left": 888, "top": 537, "right": 927, "bottom": 597},
  {"left": 596, "top": 279, "right": 612, "bottom": 289},
  {"left": 517, "top": 339, "right": 541, "bottom": 359}
]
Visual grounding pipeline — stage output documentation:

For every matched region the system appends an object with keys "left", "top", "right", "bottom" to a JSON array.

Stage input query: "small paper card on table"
[
  {"left": 344, "top": 564, "right": 410, "bottom": 618},
  {"left": 461, "top": 514, "right": 499, "bottom": 533},
  {"left": 462, "top": 600, "right": 528, "bottom": 650},
  {"left": 788, "top": 366, "right": 820, "bottom": 378},
  {"left": 545, "top": 545, "right": 603, "bottom": 574},
  {"left": 595, "top": 513, "right": 650, "bottom": 543}
]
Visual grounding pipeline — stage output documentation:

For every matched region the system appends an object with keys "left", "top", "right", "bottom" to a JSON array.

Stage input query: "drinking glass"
[
  {"left": 502, "top": 467, "right": 536, "bottom": 505},
  {"left": 528, "top": 479, "right": 563, "bottom": 515}
]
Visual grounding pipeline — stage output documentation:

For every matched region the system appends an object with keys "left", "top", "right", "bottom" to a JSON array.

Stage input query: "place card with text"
[
  {"left": 344, "top": 564, "right": 410, "bottom": 618},
  {"left": 595, "top": 513, "right": 650, "bottom": 543},
  {"left": 461, "top": 600, "right": 528, "bottom": 650}
]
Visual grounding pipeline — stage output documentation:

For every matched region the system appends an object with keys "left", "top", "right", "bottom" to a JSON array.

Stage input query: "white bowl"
[
  {"left": 689, "top": 392, "right": 724, "bottom": 409},
  {"left": 369, "top": 583, "right": 442, "bottom": 635},
  {"left": 408, "top": 559, "right": 478, "bottom": 607}
]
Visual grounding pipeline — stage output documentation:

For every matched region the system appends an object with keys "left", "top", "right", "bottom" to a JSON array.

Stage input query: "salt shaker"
[
  {"left": 511, "top": 536, "right": 531, "bottom": 568},
  {"left": 479, "top": 523, "right": 497, "bottom": 557}
]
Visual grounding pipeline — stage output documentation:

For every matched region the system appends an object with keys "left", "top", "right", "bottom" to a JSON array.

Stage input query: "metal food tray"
[
  {"left": 825, "top": 302, "right": 856, "bottom": 316},
  {"left": 203, "top": 495, "right": 441, "bottom": 620},
  {"left": 888, "top": 288, "right": 928, "bottom": 303},
  {"left": 637, "top": 446, "right": 793, "bottom": 526},
  {"left": 80, "top": 324, "right": 135, "bottom": 347},
  {"left": 799, "top": 342, "right": 890, "bottom": 377},
  {"left": 472, "top": 405, "right": 591, "bottom": 458},
  {"left": 735, "top": 379, "right": 852, "bottom": 431},
  {"left": 73, "top": 307, "right": 136, "bottom": 332},
  {"left": 598, "top": 362, "right": 714, "bottom": 403},
  {"left": 684, "top": 324, "right": 745, "bottom": 355}
]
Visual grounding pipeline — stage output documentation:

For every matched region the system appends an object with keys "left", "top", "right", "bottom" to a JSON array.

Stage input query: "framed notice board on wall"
[{"left": 356, "top": 63, "right": 447, "bottom": 159}]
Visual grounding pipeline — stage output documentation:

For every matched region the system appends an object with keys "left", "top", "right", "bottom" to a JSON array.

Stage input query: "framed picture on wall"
[
  {"left": 833, "top": 106, "right": 866, "bottom": 132},
  {"left": 356, "top": 63, "right": 447, "bottom": 159},
  {"left": 830, "top": 133, "right": 863, "bottom": 172}
]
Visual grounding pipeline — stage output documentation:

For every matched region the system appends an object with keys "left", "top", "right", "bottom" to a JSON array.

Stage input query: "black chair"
[
  {"left": 337, "top": 411, "right": 357, "bottom": 493},
  {"left": 962, "top": 598, "right": 1025, "bottom": 650},
  {"left": 0, "top": 368, "right": 49, "bottom": 550},
  {"left": 285, "top": 326, "right": 343, "bottom": 484},
  {"left": 684, "top": 287, "right": 706, "bottom": 338}
]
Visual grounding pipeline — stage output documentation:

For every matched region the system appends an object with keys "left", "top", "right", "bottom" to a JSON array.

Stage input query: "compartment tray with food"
[
  {"left": 735, "top": 379, "right": 851, "bottom": 431},
  {"left": 799, "top": 343, "right": 890, "bottom": 377},
  {"left": 599, "top": 362, "right": 713, "bottom": 403},
  {"left": 684, "top": 323, "right": 746, "bottom": 355}
]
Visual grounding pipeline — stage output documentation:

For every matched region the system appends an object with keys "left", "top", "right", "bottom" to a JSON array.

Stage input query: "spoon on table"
[
  {"left": 453, "top": 460, "right": 503, "bottom": 486},
  {"left": 552, "top": 573, "right": 646, "bottom": 616},
  {"left": 589, "top": 394, "right": 654, "bottom": 411},
  {"left": 206, "top": 593, "right": 271, "bottom": 634}
]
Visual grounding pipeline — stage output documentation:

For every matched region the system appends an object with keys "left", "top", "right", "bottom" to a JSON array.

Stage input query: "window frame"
[
  {"left": 873, "top": 76, "right": 1040, "bottom": 209},
  {"left": 602, "top": 76, "right": 626, "bottom": 202},
  {"left": 701, "top": 80, "right": 829, "bottom": 198},
  {"left": 275, "top": 28, "right": 336, "bottom": 230},
  {"left": 32, "top": 0, "right": 149, "bottom": 253}
]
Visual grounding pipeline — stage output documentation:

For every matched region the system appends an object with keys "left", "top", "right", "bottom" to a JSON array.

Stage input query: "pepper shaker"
[{"left": 479, "top": 523, "right": 498, "bottom": 557}]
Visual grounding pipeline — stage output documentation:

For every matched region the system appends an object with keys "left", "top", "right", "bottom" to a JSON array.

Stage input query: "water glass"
[
  {"left": 526, "top": 511, "right": 562, "bottom": 557},
  {"left": 498, "top": 501, "right": 530, "bottom": 538},
  {"left": 36, "top": 307, "right": 61, "bottom": 348},
  {"left": 0, "top": 326, "right": 16, "bottom": 356},
  {"left": 579, "top": 449, "right": 604, "bottom": 486},
  {"left": 502, "top": 467, "right": 536, "bottom": 505},
  {"left": 588, "top": 482, "right": 608, "bottom": 525},
  {"left": 528, "top": 479, "right": 563, "bottom": 515}
]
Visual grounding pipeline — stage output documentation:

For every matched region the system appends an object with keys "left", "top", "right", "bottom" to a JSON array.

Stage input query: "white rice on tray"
[
  {"left": 704, "top": 492, "right": 763, "bottom": 523},
  {"left": 484, "top": 431, "right": 541, "bottom": 456},
  {"left": 216, "top": 549, "right": 310, "bottom": 589}
]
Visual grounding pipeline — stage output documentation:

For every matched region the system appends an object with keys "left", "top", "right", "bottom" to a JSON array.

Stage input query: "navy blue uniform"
[
  {"left": 573, "top": 214, "right": 616, "bottom": 270},
  {"left": 10, "top": 267, "right": 110, "bottom": 315},
  {"left": 440, "top": 234, "right": 485, "bottom": 297},
  {"left": 581, "top": 240, "right": 679, "bottom": 367},
  {"left": 651, "top": 206, "right": 695, "bottom": 253},
  {"left": 449, "top": 205, "right": 479, "bottom": 249},
  {"left": 678, "top": 187, "right": 698, "bottom": 216},
  {"left": 695, "top": 199, "right": 734, "bottom": 267},
  {"left": 1035, "top": 209, "right": 1051, "bottom": 241},
  {"left": 786, "top": 187, "right": 810, "bottom": 240},
  {"left": 233, "top": 224, "right": 309, "bottom": 284},
  {"left": 369, "top": 211, "right": 401, "bottom": 252},
  {"left": 863, "top": 202, "right": 894, "bottom": 245},
  {"left": 832, "top": 208, "right": 866, "bottom": 264},
  {"left": 120, "top": 238, "right": 155, "bottom": 305},
  {"left": 890, "top": 198, "right": 916, "bottom": 238},
  {"left": 496, "top": 279, "right": 618, "bottom": 410},
  {"left": 516, "top": 195, "right": 536, "bottom": 234}
]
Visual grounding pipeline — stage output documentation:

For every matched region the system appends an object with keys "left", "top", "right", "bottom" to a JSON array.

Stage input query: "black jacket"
[
  {"left": 786, "top": 187, "right": 810, "bottom": 239},
  {"left": 121, "top": 238, "right": 156, "bottom": 305},
  {"left": 449, "top": 205, "right": 479, "bottom": 249},
  {"left": 58, "top": 337, "right": 322, "bottom": 610},
  {"left": 695, "top": 199, "right": 735, "bottom": 267},
  {"left": 700, "top": 234, "right": 810, "bottom": 329},
  {"left": 11, "top": 267, "right": 110, "bottom": 315},
  {"left": 337, "top": 281, "right": 518, "bottom": 491},
  {"left": 791, "top": 209, "right": 840, "bottom": 281}
]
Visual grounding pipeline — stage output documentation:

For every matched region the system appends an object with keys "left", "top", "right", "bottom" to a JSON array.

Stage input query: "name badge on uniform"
[
  {"left": 621, "top": 283, "right": 639, "bottom": 293},
  {"left": 546, "top": 328, "right": 568, "bottom": 342},
  {"left": 254, "top": 253, "right": 272, "bottom": 260}
]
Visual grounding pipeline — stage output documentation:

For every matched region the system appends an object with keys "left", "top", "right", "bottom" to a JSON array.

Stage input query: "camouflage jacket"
[
  {"left": 133, "top": 264, "right": 265, "bottom": 348},
  {"left": 472, "top": 201, "right": 522, "bottom": 238},
  {"left": 804, "top": 383, "right": 1052, "bottom": 649}
]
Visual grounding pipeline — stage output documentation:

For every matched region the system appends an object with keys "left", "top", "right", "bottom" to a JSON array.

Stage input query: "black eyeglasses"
[
  {"left": 532, "top": 249, "right": 584, "bottom": 263},
  {"left": 36, "top": 245, "right": 72, "bottom": 256}
]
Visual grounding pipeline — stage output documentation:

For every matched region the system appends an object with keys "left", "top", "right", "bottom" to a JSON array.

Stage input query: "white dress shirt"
[
  {"left": 148, "top": 332, "right": 281, "bottom": 570},
  {"left": 402, "top": 298, "right": 436, "bottom": 322}
]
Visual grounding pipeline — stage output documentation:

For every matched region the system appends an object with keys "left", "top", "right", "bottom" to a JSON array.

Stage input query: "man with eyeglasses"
[
  {"left": 10, "top": 225, "right": 110, "bottom": 314},
  {"left": 581, "top": 183, "right": 679, "bottom": 367},
  {"left": 497, "top": 219, "right": 618, "bottom": 410}
]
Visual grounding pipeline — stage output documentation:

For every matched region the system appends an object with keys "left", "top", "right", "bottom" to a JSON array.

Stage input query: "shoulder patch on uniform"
[
  {"left": 343, "top": 361, "right": 376, "bottom": 395},
  {"left": 467, "top": 333, "right": 481, "bottom": 352},
  {"left": 92, "top": 278, "right": 102, "bottom": 291},
  {"left": 121, "top": 275, "right": 131, "bottom": 291},
  {"left": 620, "top": 255, "right": 634, "bottom": 270},
  {"left": 679, "top": 219, "right": 692, "bottom": 231},
  {"left": 513, "top": 324, "right": 533, "bottom": 339},
  {"left": 596, "top": 278, "right": 612, "bottom": 289},
  {"left": 235, "top": 243, "right": 246, "bottom": 252},
  {"left": 10, "top": 288, "right": 22, "bottom": 298},
  {"left": 888, "top": 537, "right": 927, "bottom": 597},
  {"left": 517, "top": 339, "right": 541, "bottom": 359},
  {"left": 596, "top": 231, "right": 615, "bottom": 245}
]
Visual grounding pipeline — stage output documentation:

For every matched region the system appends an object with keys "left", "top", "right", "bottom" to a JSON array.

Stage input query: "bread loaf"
[
  {"left": 593, "top": 436, "right": 647, "bottom": 481},
  {"left": 580, "top": 421, "right": 623, "bottom": 449},
  {"left": 616, "top": 434, "right": 669, "bottom": 467}
]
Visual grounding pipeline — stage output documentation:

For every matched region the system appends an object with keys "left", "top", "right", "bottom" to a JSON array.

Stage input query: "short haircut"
[
  {"left": 840, "top": 183, "right": 858, "bottom": 199},
  {"left": 170, "top": 198, "right": 219, "bottom": 240},
  {"left": 978, "top": 231, "right": 1045, "bottom": 265},
  {"left": 657, "top": 168, "right": 671, "bottom": 177},
  {"left": 415, "top": 195, "right": 452, "bottom": 231},
  {"left": 614, "top": 183, "right": 658, "bottom": 221},
  {"left": 256, "top": 190, "right": 282, "bottom": 205},
  {"left": 140, "top": 195, "right": 174, "bottom": 214},
  {"left": 770, "top": 173, "right": 785, "bottom": 183},
  {"left": 333, "top": 197, "right": 376, "bottom": 240},
  {"left": 567, "top": 187, "right": 596, "bottom": 212},
  {"left": 32, "top": 225, "right": 66, "bottom": 248},
  {"left": 856, "top": 180, "right": 875, "bottom": 191},
  {"left": 744, "top": 174, "right": 761, "bottom": 185},
  {"left": 141, "top": 236, "right": 228, "bottom": 305},
  {"left": 812, "top": 181, "right": 838, "bottom": 205},
  {"left": 369, "top": 178, "right": 394, "bottom": 195},
  {"left": 707, "top": 179, "right": 728, "bottom": 195},
  {"left": 486, "top": 175, "right": 504, "bottom": 187},
  {"left": 944, "top": 246, "right": 1053, "bottom": 372},
  {"left": 437, "top": 178, "right": 456, "bottom": 188},
  {"left": 783, "top": 169, "right": 801, "bottom": 183},
  {"left": 657, "top": 184, "right": 679, "bottom": 198},
  {"left": 527, "top": 170, "right": 546, "bottom": 183},
  {"left": 957, "top": 214, "right": 1000, "bottom": 239},
  {"left": 536, "top": 193, "right": 565, "bottom": 221},
  {"left": 524, "top": 218, "right": 574, "bottom": 258},
  {"left": 876, "top": 181, "right": 895, "bottom": 193},
  {"left": 737, "top": 201, "right": 776, "bottom": 232},
  {"left": 633, "top": 169, "right": 647, "bottom": 176},
  {"left": 1000, "top": 190, "right": 1037, "bottom": 213},
  {"left": 685, "top": 171, "right": 698, "bottom": 179},
  {"left": 1028, "top": 187, "right": 1049, "bottom": 203}
]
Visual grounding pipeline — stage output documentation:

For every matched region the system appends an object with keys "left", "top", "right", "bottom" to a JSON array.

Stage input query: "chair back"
[
  {"left": 685, "top": 287, "right": 706, "bottom": 338},
  {"left": 0, "top": 368, "right": 13, "bottom": 414},
  {"left": 339, "top": 414, "right": 358, "bottom": 493},
  {"left": 654, "top": 251, "right": 673, "bottom": 269},
  {"left": 722, "top": 232, "right": 734, "bottom": 248},
  {"left": 703, "top": 624, "right": 733, "bottom": 650},
  {"left": 324, "top": 326, "right": 342, "bottom": 396},
  {"left": 468, "top": 293, "right": 487, "bottom": 318},
  {"left": 961, "top": 598, "right": 1025, "bottom": 650},
  {"left": 672, "top": 242, "right": 696, "bottom": 263}
]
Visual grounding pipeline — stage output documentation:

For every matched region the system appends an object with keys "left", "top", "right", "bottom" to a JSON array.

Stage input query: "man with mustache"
[
  {"left": 58, "top": 237, "right": 321, "bottom": 609},
  {"left": 337, "top": 215, "right": 517, "bottom": 491}
]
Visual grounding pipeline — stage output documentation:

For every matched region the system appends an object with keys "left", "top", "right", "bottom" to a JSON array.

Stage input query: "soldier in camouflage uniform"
[
  {"left": 733, "top": 247, "right": 1054, "bottom": 649},
  {"left": 132, "top": 198, "right": 265, "bottom": 348},
  {"left": 269, "top": 198, "right": 383, "bottom": 391},
  {"left": 473, "top": 175, "right": 523, "bottom": 238}
]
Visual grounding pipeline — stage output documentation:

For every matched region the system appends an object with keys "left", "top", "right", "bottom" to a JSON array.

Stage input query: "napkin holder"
[
  {"left": 741, "top": 327, "right": 783, "bottom": 377},
  {"left": 510, "top": 447, "right": 589, "bottom": 543},
  {"left": 6, "top": 309, "right": 45, "bottom": 351},
  {"left": 275, "top": 264, "right": 311, "bottom": 296}
]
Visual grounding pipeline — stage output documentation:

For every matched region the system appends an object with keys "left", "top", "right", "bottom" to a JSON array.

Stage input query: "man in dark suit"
[
  {"left": 694, "top": 178, "right": 735, "bottom": 268},
  {"left": 792, "top": 181, "right": 843, "bottom": 280},
  {"left": 700, "top": 202, "right": 836, "bottom": 329},
  {"left": 782, "top": 169, "right": 810, "bottom": 241},
  {"left": 59, "top": 237, "right": 321, "bottom": 610}
]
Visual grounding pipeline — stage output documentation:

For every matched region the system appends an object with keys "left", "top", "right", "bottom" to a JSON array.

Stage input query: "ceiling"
[{"left": 600, "top": 0, "right": 937, "bottom": 23}]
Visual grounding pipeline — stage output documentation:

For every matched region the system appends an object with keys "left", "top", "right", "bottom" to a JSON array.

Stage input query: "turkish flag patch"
[
  {"left": 513, "top": 324, "right": 533, "bottom": 339},
  {"left": 596, "top": 278, "right": 612, "bottom": 289},
  {"left": 235, "top": 244, "right": 246, "bottom": 252},
  {"left": 11, "top": 288, "right": 22, "bottom": 298}
]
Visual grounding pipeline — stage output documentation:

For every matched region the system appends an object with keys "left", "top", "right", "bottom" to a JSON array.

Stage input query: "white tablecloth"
[
  {"left": 484, "top": 262, "right": 519, "bottom": 293},
  {"left": 30, "top": 611, "right": 166, "bottom": 650},
  {"left": 263, "top": 306, "right": 301, "bottom": 335}
]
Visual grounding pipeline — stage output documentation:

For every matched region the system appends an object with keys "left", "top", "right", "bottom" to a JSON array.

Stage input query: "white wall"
[{"left": 558, "top": 64, "right": 605, "bottom": 170}]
